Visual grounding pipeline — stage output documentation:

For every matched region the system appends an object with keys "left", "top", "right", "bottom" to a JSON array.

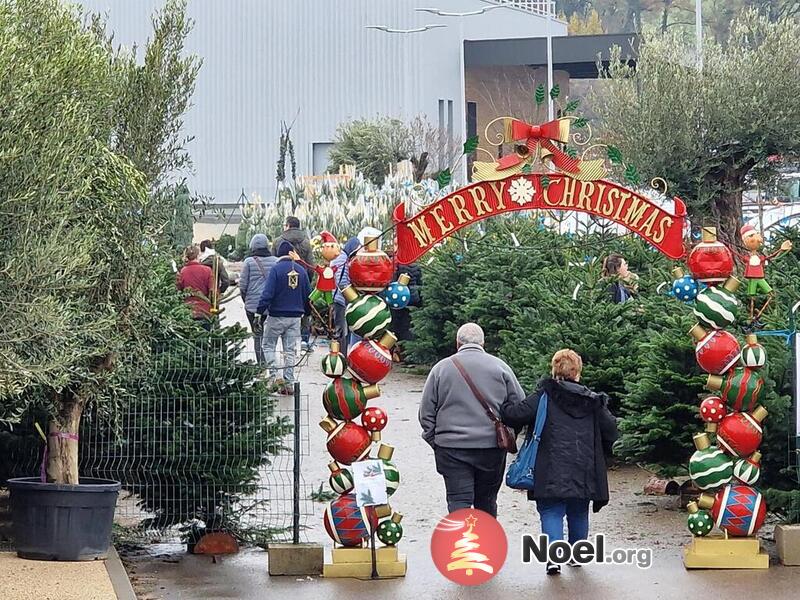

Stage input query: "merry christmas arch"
[
  {"left": 317, "top": 110, "right": 782, "bottom": 578},
  {"left": 393, "top": 173, "right": 687, "bottom": 264}
]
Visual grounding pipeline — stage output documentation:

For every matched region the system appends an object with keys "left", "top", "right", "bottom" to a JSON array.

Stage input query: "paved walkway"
[
  {"left": 124, "top": 544, "right": 799, "bottom": 600},
  {"left": 0, "top": 552, "right": 117, "bottom": 600}
]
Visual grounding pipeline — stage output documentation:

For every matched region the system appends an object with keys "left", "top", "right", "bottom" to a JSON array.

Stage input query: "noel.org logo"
[{"left": 430, "top": 508, "right": 508, "bottom": 586}]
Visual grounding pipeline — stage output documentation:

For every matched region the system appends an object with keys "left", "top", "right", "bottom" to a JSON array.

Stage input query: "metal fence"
[{"left": 5, "top": 335, "right": 315, "bottom": 546}]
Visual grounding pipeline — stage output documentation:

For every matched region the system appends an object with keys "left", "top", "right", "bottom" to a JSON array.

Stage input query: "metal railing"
[
  {"left": 488, "top": 0, "right": 555, "bottom": 17},
  {"left": 5, "top": 335, "right": 314, "bottom": 546}
]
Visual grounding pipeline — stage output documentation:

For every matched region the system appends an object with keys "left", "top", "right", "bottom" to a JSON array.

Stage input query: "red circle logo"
[{"left": 430, "top": 509, "right": 507, "bottom": 586}]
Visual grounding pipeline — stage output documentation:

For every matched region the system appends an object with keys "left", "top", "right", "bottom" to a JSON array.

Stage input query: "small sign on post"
[{"left": 351, "top": 460, "right": 388, "bottom": 507}]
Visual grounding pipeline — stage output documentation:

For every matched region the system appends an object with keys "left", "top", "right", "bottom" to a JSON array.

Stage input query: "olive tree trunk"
[
  {"left": 46, "top": 392, "right": 84, "bottom": 485},
  {"left": 709, "top": 166, "right": 750, "bottom": 248}
]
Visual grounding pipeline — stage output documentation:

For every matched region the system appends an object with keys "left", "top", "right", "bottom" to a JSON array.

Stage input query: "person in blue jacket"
[{"left": 257, "top": 240, "right": 311, "bottom": 393}]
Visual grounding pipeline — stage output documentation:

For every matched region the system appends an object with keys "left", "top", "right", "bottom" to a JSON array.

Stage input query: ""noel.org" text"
[{"left": 521, "top": 534, "right": 653, "bottom": 569}]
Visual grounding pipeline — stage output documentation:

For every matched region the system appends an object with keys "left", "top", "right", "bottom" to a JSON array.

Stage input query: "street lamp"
[
  {"left": 695, "top": 0, "right": 703, "bottom": 69},
  {"left": 364, "top": 24, "right": 447, "bottom": 33}
]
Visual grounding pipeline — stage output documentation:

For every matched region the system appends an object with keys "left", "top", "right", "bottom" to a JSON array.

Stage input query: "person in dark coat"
[
  {"left": 272, "top": 216, "right": 315, "bottom": 349},
  {"left": 389, "top": 262, "right": 422, "bottom": 362},
  {"left": 239, "top": 234, "right": 277, "bottom": 365},
  {"left": 500, "top": 349, "right": 618, "bottom": 575},
  {"left": 602, "top": 253, "right": 638, "bottom": 304}
]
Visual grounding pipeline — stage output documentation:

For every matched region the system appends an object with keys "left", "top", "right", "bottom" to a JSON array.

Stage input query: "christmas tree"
[
  {"left": 80, "top": 265, "right": 294, "bottom": 540},
  {"left": 447, "top": 515, "right": 493, "bottom": 577}
]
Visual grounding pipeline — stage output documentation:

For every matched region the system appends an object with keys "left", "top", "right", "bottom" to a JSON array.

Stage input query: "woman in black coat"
[{"left": 501, "top": 349, "right": 618, "bottom": 575}]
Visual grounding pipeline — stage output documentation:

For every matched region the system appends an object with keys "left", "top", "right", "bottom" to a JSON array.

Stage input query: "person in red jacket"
[{"left": 176, "top": 245, "right": 216, "bottom": 328}]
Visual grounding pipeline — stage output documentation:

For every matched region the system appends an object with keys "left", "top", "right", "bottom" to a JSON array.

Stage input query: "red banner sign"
[{"left": 393, "top": 174, "right": 687, "bottom": 264}]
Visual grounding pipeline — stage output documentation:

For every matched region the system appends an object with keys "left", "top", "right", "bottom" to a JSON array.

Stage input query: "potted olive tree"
[{"left": 0, "top": 0, "right": 198, "bottom": 560}]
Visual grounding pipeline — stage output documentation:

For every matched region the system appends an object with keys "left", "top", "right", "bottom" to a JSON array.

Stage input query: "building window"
[
  {"left": 466, "top": 102, "right": 477, "bottom": 181},
  {"left": 447, "top": 99, "right": 454, "bottom": 164},
  {"left": 312, "top": 142, "right": 334, "bottom": 176},
  {"left": 438, "top": 98, "right": 455, "bottom": 168}
]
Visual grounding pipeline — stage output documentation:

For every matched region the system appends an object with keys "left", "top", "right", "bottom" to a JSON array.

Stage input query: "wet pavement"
[{"left": 125, "top": 520, "right": 800, "bottom": 600}]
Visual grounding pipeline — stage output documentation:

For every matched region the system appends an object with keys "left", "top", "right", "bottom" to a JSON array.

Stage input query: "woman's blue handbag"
[{"left": 505, "top": 392, "right": 548, "bottom": 491}]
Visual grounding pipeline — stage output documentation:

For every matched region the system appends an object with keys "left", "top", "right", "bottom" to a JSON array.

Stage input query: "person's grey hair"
[{"left": 456, "top": 323, "right": 484, "bottom": 347}]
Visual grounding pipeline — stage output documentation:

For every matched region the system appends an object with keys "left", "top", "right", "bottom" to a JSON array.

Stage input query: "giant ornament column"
[
  {"left": 676, "top": 227, "right": 770, "bottom": 569},
  {"left": 320, "top": 236, "right": 408, "bottom": 578}
]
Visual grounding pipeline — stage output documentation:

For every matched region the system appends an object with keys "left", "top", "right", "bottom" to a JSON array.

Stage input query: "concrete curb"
[{"left": 106, "top": 546, "right": 137, "bottom": 600}]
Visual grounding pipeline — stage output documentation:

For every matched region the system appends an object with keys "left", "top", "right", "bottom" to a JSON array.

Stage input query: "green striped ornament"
[
  {"left": 381, "top": 459, "right": 400, "bottom": 496},
  {"left": 689, "top": 446, "right": 733, "bottom": 490},
  {"left": 345, "top": 293, "right": 392, "bottom": 339},
  {"left": 329, "top": 467, "right": 355, "bottom": 494},
  {"left": 706, "top": 367, "right": 764, "bottom": 413},
  {"left": 741, "top": 335, "right": 766, "bottom": 370},
  {"left": 321, "top": 351, "right": 347, "bottom": 378},
  {"left": 733, "top": 458, "right": 761, "bottom": 485},
  {"left": 322, "top": 377, "right": 375, "bottom": 421},
  {"left": 693, "top": 282, "right": 739, "bottom": 329}
]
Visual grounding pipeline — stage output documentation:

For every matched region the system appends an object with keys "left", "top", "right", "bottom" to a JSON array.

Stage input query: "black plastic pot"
[{"left": 7, "top": 477, "right": 120, "bottom": 561}]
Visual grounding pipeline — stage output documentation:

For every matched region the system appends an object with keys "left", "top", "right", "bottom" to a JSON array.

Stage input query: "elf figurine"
[
  {"left": 738, "top": 224, "right": 792, "bottom": 326},
  {"left": 289, "top": 231, "right": 340, "bottom": 306}
]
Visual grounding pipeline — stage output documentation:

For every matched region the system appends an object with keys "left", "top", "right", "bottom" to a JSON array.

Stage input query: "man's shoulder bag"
[{"left": 451, "top": 357, "right": 518, "bottom": 454}]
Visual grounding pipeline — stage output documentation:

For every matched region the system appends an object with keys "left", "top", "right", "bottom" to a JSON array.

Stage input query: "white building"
[{"left": 79, "top": 1, "right": 567, "bottom": 204}]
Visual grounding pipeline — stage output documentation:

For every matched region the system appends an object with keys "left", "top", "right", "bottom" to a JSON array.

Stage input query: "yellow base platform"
[
  {"left": 683, "top": 535, "right": 769, "bottom": 569},
  {"left": 323, "top": 546, "right": 407, "bottom": 579}
]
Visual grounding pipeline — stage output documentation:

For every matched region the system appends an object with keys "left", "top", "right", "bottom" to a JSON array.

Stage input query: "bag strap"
[
  {"left": 253, "top": 257, "right": 267, "bottom": 278},
  {"left": 451, "top": 357, "right": 500, "bottom": 424},
  {"left": 532, "top": 392, "right": 548, "bottom": 440}
]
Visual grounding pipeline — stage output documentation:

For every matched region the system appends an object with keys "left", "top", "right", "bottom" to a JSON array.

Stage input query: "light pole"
[
  {"left": 545, "top": 1, "right": 554, "bottom": 120},
  {"left": 695, "top": 0, "right": 703, "bottom": 69}
]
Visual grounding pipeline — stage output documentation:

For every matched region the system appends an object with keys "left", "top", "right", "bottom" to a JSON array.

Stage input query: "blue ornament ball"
[
  {"left": 384, "top": 281, "right": 411, "bottom": 309},
  {"left": 672, "top": 275, "right": 700, "bottom": 303}
]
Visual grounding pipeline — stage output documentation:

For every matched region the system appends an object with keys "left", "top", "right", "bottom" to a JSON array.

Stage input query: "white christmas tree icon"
[{"left": 446, "top": 514, "right": 494, "bottom": 576}]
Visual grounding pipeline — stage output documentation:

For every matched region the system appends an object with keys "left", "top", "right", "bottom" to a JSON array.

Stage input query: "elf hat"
[
  {"left": 319, "top": 230, "right": 337, "bottom": 244},
  {"left": 740, "top": 224, "right": 759, "bottom": 240}
]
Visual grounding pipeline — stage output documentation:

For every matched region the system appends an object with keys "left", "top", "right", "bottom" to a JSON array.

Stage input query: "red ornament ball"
[
  {"left": 687, "top": 232, "right": 735, "bottom": 286},
  {"left": 717, "top": 409, "right": 765, "bottom": 458},
  {"left": 693, "top": 328, "right": 741, "bottom": 375},
  {"left": 361, "top": 407, "right": 388, "bottom": 433},
  {"left": 347, "top": 338, "right": 394, "bottom": 384},
  {"left": 323, "top": 493, "right": 378, "bottom": 547},
  {"left": 349, "top": 246, "right": 394, "bottom": 293},
  {"left": 324, "top": 421, "right": 372, "bottom": 465},
  {"left": 699, "top": 396, "right": 727, "bottom": 423},
  {"left": 701, "top": 483, "right": 767, "bottom": 537}
]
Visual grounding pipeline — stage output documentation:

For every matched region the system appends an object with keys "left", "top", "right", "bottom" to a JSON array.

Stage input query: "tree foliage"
[
  {"left": 328, "top": 115, "right": 463, "bottom": 185},
  {"left": 98, "top": 0, "right": 201, "bottom": 191},
  {"left": 566, "top": 9, "right": 605, "bottom": 34},
  {"left": 0, "top": 0, "right": 199, "bottom": 483},
  {"left": 329, "top": 117, "right": 413, "bottom": 184},
  {"left": 407, "top": 219, "right": 798, "bottom": 496},
  {"left": 557, "top": 1, "right": 800, "bottom": 39},
  {"left": 82, "top": 264, "right": 293, "bottom": 538},
  {"left": 593, "top": 10, "right": 800, "bottom": 244}
]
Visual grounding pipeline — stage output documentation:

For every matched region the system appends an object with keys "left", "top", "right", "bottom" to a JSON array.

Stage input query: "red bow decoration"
[{"left": 495, "top": 117, "right": 580, "bottom": 174}]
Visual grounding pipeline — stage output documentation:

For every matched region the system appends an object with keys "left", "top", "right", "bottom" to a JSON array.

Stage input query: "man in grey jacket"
[{"left": 419, "top": 323, "right": 525, "bottom": 517}]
